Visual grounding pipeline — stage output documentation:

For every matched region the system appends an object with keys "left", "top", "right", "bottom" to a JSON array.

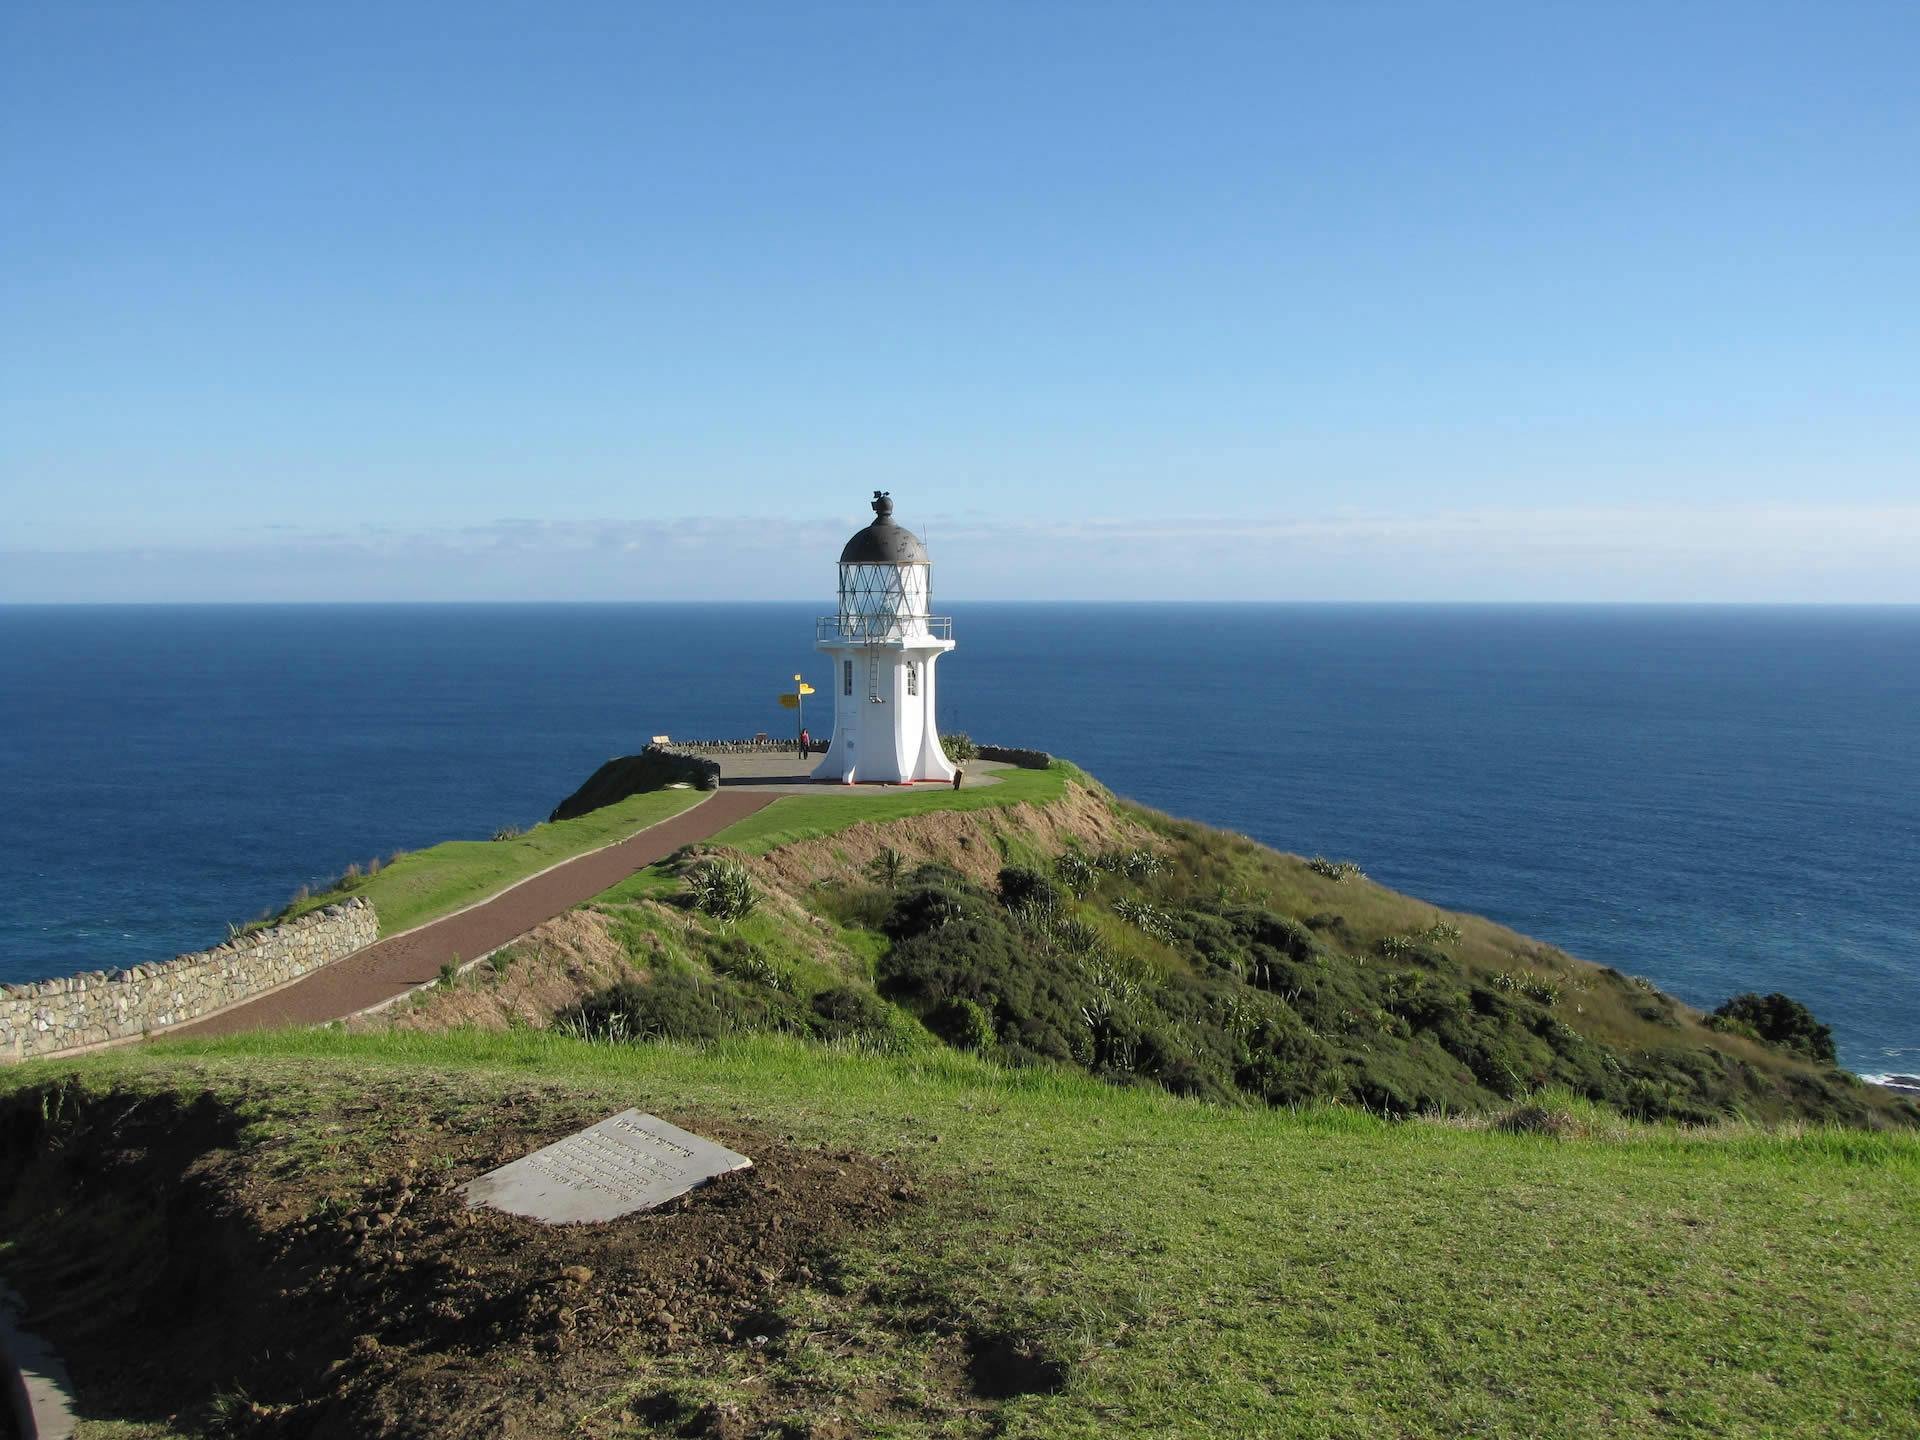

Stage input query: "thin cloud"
[{"left": 7, "top": 504, "right": 1919, "bottom": 603}]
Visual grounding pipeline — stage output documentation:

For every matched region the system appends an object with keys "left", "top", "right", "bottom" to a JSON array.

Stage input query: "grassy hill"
[
  {"left": 3, "top": 757, "right": 1914, "bottom": 1438},
  {"left": 387, "top": 762, "right": 1907, "bottom": 1130}
]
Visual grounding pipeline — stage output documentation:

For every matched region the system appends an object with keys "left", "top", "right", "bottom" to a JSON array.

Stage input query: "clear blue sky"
[{"left": 3, "top": 3, "right": 1916, "bottom": 601}]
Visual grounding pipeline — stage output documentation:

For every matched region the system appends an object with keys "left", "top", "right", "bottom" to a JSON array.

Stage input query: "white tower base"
[{"left": 812, "top": 639, "right": 957, "bottom": 785}]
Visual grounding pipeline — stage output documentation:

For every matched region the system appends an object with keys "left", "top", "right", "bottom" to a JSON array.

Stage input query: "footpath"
[{"left": 175, "top": 791, "right": 777, "bottom": 1037}]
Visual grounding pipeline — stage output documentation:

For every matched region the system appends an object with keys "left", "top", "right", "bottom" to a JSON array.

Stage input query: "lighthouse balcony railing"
[{"left": 816, "top": 615, "right": 953, "bottom": 643}]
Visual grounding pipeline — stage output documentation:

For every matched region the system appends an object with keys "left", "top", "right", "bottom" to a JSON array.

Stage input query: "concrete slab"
[{"left": 461, "top": 1111, "right": 751, "bottom": 1224}]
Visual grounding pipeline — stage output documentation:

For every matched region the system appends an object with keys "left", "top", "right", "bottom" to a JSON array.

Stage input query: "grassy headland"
[{"left": 533, "top": 763, "right": 1904, "bottom": 1130}]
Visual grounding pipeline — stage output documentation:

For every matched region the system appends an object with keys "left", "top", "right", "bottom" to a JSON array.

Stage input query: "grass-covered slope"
[
  {"left": 3, "top": 1032, "right": 1915, "bottom": 1439},
  {"left": 403, "top": 763, "right": 1909, "bottom": 1130},
  {"left": 275, "top": 787, "right": 708, "bottom": 937}
]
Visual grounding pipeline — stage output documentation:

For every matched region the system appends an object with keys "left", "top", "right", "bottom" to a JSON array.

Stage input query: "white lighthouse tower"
[{"left": 812, "top": 492, "right": 958, "bottom": 785}]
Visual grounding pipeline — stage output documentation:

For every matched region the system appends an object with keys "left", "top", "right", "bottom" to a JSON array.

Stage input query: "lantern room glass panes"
[{"left": 837, "top": 562, "right": 931, "bottom": 640}]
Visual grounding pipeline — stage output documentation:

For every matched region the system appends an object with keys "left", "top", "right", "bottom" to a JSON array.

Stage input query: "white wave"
[{"left": 1860, "top": 1073, "right": 1920, "bottom": 1095}]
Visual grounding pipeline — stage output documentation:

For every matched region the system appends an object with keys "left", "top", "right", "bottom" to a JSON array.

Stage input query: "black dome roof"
[{"left": 839, "top": 491, "right": 929, "bottom": 565}]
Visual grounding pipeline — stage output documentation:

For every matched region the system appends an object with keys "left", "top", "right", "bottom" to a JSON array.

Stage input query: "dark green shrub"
[
  {"left": 998, "top": 865, "right": 1064, "bottom": 911},
  {"left": 880, "top": 878, "right": 1091, "bottom": 1066},
  {"left": 559, "top": 973, "right": 771, "bottom": 1044},
  {"left": 1707, "top": 1013, "right": 1763, "bottom": 1044},
  {"left": 930, "top": 995, "right": 997, "bottom": 1052},
  {"left": 1711, "top": 992, "right": 1836, "bottom": 1065},
  {"left": 809, "top": 985, "right": 896, "bottom": 1043},
  {"left": 881, "top": 876, "right": 980, "bottom": 940}
]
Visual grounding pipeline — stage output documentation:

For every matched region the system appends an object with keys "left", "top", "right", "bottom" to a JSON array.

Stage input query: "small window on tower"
[
  {"left": 907, "top": 664, "right": 919, "bottom": 697},
  {"left": 843, "top": 660, "right": 852, "bottom": 696}
]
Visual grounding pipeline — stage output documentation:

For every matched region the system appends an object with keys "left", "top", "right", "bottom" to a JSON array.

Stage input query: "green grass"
[
  {"left": 703, "top": 760, "right": 1077, "bottom": 854},
  {"left": 21, "top": 1027, "right": 1917, "bottom": 1439},
  {"left": 294, "top": 787, "right": 709, "bottom": 936}
]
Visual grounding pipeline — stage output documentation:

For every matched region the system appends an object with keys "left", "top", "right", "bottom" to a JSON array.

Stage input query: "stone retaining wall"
[
  {"left": 668, "top": 737, "right": 807, "bottom": 754},
  {"left": 0, "top": 898, "right": 377, "bottom": 1063},
  {"left": 976, "top": 743, "right": 1053, "bottom": 770}
]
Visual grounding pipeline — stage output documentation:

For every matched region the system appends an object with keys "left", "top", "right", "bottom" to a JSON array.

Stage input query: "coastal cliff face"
[{"left": 0, "top": 898, "right": 377, "bottom": 1062}]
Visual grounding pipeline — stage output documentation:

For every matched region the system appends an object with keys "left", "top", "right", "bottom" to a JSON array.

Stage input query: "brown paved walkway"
[{"left": 175, "top": 791, "right": 778, "bottom": 1037}]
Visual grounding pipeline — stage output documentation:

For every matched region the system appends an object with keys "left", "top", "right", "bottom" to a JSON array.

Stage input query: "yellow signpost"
[{"left": 786, "top": 675, "right": 818, "bottom": 752}]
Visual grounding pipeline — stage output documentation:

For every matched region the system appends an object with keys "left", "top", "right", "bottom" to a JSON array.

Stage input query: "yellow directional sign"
[
  {"left": 796, "top": 683, "right": 815, "bottom": 695},
  {"left": 778, "top": 693, "right": 800, "bottom": 709}
]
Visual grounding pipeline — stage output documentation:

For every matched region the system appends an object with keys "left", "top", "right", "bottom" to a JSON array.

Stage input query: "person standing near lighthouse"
[{"left": 811, "top": 492, "right": 957, "bottom": 785}]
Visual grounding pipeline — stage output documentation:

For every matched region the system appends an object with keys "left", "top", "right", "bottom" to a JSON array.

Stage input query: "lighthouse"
[{"left": 812, "top": 492, "right": 958, "bottom": 785}]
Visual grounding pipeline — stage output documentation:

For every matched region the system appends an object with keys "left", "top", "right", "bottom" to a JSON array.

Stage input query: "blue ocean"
[{"left": 2, "top": 604, "right": 1914, "bottom": 1079}]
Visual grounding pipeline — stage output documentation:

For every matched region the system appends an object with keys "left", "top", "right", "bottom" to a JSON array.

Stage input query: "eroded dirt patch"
[{"left": 0, "top": 1076, "right": 921, "bottom": 1438}]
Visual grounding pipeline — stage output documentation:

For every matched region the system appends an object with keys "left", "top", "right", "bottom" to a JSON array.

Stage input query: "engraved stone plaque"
[{"left": 461, "top": 1110, "right": 752, "bottom": 1224}]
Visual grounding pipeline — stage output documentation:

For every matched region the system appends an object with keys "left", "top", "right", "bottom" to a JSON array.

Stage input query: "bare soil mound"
[{"left": 0, "top": 1077, "right": 917, "bottom": 1438}]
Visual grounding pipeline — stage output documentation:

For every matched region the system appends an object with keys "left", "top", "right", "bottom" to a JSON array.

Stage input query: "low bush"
[
  {"left": 929, "top": 995, "right": 997, "bottom": 1052},
  {"left": 705, "top": 936, "right": 793, "bottom": 992},
  {"left": 1054, "top": 851, "right": 1099, "bottom": 896},
  {"left": 1306, "top": 857, "right": 1365, "bottom": 882},
  {"left": 559, "top": 973, "right": 773, "bottom": 1044},
  {"left": 1711, "top": 992, "right": 1837, "bottom": 1065},
  {"left": 939, "top": 731, "right": 980, "bottom": 763},
  {"left": 687, "top": 858, "right": 757, "bottom": 922},
  {"left": 809, "top": 984, "right": 897, "bottom": 1043},
  {"left": 866, "top": 847, "right": 906, "bottom": 889},
  {"left": 1095, "top": 848, "right": 1167, "bottom": 881},
  {"left": 1112, "top": 896, "right": 1176, "bottom": 941},
  {"left": 998, "top": 865, "right": 1064, "bottom": 910},
  {"left": 1491, "top": 970, "right": 1561, "bottom": 1007}
]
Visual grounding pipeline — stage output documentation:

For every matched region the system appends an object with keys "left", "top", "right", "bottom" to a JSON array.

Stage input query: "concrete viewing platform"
[{"left": 707, "top": 751, "right": 1009, "bottom": 795}]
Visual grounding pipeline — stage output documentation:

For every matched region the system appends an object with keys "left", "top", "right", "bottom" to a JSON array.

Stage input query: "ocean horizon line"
[{"left": 6, "top": 598, "right": 1920, "bottom": 611}]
